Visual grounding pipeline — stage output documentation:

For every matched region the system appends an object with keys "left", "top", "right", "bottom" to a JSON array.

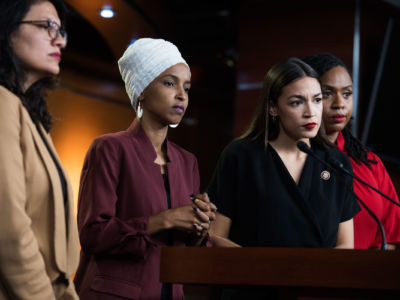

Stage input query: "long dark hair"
[
  {"left": 241, "top": 57, "right": 331, "bottom": 149},
  {"left": 0, "top": 0, "right": 67, "bottom": 131},
  {"left": 303, "top": 53, "right": 376, "bottom": 167}
]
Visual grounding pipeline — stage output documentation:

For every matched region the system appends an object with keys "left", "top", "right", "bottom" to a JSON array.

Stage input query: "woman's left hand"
[{"left": 191, "top": 192, "right": 217, "bottom": 236}]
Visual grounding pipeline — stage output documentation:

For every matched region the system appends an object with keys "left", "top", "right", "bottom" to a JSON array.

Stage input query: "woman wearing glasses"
[{"left": 0, "top": 1, "right": 79, "bottom": 299}]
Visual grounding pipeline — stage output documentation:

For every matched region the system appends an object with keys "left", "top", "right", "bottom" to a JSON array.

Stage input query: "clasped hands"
[
  {"left": 190, "top": 193, "right": 217, "bottom": 236},
  {"left": 148, "top": 193, "right": 217, "bottom": 239}
]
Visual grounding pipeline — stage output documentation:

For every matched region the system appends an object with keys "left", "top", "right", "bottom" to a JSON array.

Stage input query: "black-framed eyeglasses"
[{"left": 19, "top": 19, "right": 67, "bottom": 43}]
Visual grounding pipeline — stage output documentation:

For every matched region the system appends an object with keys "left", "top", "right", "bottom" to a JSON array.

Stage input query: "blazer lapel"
[
  {"left": 40, "top": 126, "right": 79, "bottom": 274},
  {"left": 270, "top": 146, "right": 324, "bottom": 243},
  {"left": 26, "top": 120, "right": 68, "bottom": 272},
  {"left": 296, "top": 154, "right": 324, "bottom": 241}
]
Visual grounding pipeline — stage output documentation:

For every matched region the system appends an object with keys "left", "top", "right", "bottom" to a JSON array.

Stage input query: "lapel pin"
[{"left": 321, "top": 170, "right": 330, "bottom": 181}]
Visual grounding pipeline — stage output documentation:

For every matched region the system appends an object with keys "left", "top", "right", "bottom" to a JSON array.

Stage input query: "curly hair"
[
  {"left": 0, "top": 0, "right": 67, "bottom": 131},
  {"left": 303, "top": 53, "right": 376, "bottom": 167}
]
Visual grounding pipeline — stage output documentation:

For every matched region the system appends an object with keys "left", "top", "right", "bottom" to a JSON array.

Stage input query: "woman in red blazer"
[
  {"left": 74, "top": 38, "right": 216, "bottom": 300},
  {"left": 303, "top": 53, "right": 400, "bottom": 249}
]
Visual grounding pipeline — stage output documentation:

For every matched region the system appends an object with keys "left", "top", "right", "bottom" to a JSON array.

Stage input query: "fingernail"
[{"left": 192, "top": 205, "right": 198, "bottom": 212}]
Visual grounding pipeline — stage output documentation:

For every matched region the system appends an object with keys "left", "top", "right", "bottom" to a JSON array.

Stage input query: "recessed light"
[{"left": 100, "top": 5, "right": 115, "bottom": 18}]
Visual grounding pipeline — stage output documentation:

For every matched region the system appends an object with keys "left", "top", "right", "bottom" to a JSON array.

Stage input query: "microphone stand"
[
  {"left": 297, "top": 142, "right": 388, "bottom": 250},
  {"left": 352, "top": 193, "right": 388, "bottom": 250},
  {"left": 328, "top": 158, "right": 400, "bottom": 208}
]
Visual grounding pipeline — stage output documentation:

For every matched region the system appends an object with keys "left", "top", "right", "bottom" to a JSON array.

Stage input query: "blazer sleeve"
[
  {"left": 77, "top": 137, "right": 159, "bottom": 259},
  {"left": 0, "top": 92, "right": 55, "bottom": 299},
  {"left": 206, "top": 142, "right": 238, "bottom": 220},
  {"left": 374, "top": 155, "right": 400, "bottom": 244}
]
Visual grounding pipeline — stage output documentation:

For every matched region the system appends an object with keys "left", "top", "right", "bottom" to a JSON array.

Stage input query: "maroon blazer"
[{"left": 74, "top": 119, "right": 200, "bottom": 299}]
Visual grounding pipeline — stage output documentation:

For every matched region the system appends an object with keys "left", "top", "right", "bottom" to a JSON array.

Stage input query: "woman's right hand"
[
  {"left": 166, "top": 203, "right": 212, "bottom": 232},
  {"left": 148, "top": 203, "right": 211, "bottom": 235}
]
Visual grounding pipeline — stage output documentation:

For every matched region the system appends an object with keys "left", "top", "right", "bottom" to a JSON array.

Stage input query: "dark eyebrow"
[
  {"left": 322, "top": 84, "right": 352, "bottom": 90},
  {"left": 288, "top": 92, "right": 321, "bottom": 99},
  {"left": 161, "top": 74, "right": 191, "bottom": 85},
  {"left": 288, "top": 94, "right": 305, "bottom": 100}
]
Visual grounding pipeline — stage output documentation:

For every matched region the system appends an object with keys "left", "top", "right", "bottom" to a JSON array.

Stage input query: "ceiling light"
[{"left": 100, "top": 5, "right": 115, "bottom": 18}]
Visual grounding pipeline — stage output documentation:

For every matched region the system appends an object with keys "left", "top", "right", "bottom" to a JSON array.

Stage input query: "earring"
[
  {"left": 136, "top": 101, "right": 143, "bottom": 119},
  {"left": 169, "top": 123, "right": 178, "bottom": 128}
]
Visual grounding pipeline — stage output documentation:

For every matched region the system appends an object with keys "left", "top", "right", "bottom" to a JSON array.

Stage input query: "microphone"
[
  {"left": 297, "top": 141, "right": 388, "bottom": 250},
  {"left": 328, "top": 158, "right": 400, "bottom": 208},
  {"left": 297, "top": 141, "right": 399, "bottom": 207},
  {"left": 297, "top": 141, "right": 330, "bottom": 166}
]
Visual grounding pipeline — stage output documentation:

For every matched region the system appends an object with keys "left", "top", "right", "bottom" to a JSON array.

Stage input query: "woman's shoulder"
[
  {"left": 87, "top": 131, "right": 129, "bottom": 155},
  {"left": 0, "top": 86, "right": 22, "bottom": 110},
  {"left": 222, "top": 137, "right": 263, "bottom": 157},
  {"left": 326, "top": 145, "right": 349, "bottom": 159},
  {"left": 363, "top": 149, "right": 387, "bottom": 173},
  {"left": 315, "top": 144, "right": 352, "bottom": 167},
  {"left": 0, "top": 85, "right": 15, "bottom": 97},
  {"left": 0, "top": 86, "right": 28, "bottom": 126},
  {"left": 209, "top": 138, "right": 265, "bottom": 171},
  {"left": 365, "top": 149, "right": 382, "bottom": 163},
  {"left": 93, "top": 131, "right": 126, "bottom": 144}
]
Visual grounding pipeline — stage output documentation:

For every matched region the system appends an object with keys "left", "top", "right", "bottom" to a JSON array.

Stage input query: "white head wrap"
[{"left": 118, "top": 38, "right": 189, "bottom": 110}]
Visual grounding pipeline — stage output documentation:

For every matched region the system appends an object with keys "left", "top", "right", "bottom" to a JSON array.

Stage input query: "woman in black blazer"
[{"left": 208, "top": 58, "right": 360, "bottom": 249}]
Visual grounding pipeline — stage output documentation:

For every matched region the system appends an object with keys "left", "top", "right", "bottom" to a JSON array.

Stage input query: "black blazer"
[{"left": 207, "top": 137, "right": 360, "bottom": 248}]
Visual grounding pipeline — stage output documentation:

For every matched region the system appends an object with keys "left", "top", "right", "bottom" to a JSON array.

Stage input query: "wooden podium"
[{"left": 160, "top": 247, "right": 400, "bottom": 299}]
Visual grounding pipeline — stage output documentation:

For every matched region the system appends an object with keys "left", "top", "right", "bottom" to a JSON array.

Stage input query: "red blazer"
[
  {"left": 74, "top": 119, "right": 200, "bottom": 299},
  {"left": 336, "top": 131, "right": 400, "bottom": 249}
]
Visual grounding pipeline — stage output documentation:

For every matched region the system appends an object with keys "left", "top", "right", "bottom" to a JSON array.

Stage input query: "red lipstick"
[
  {"left": 49, "top": 52, "right": 61, "bottom": 61},
  {"left": 304, "top": 122, "right": 317, "bottom": 129},
  {"left": 332, "top": 114, "right": 345, "bottom": 123}
]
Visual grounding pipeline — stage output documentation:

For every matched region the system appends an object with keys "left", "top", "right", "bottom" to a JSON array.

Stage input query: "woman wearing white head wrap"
[{"left": 74, "top": 38, "right": 216, "bottom": 300}]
